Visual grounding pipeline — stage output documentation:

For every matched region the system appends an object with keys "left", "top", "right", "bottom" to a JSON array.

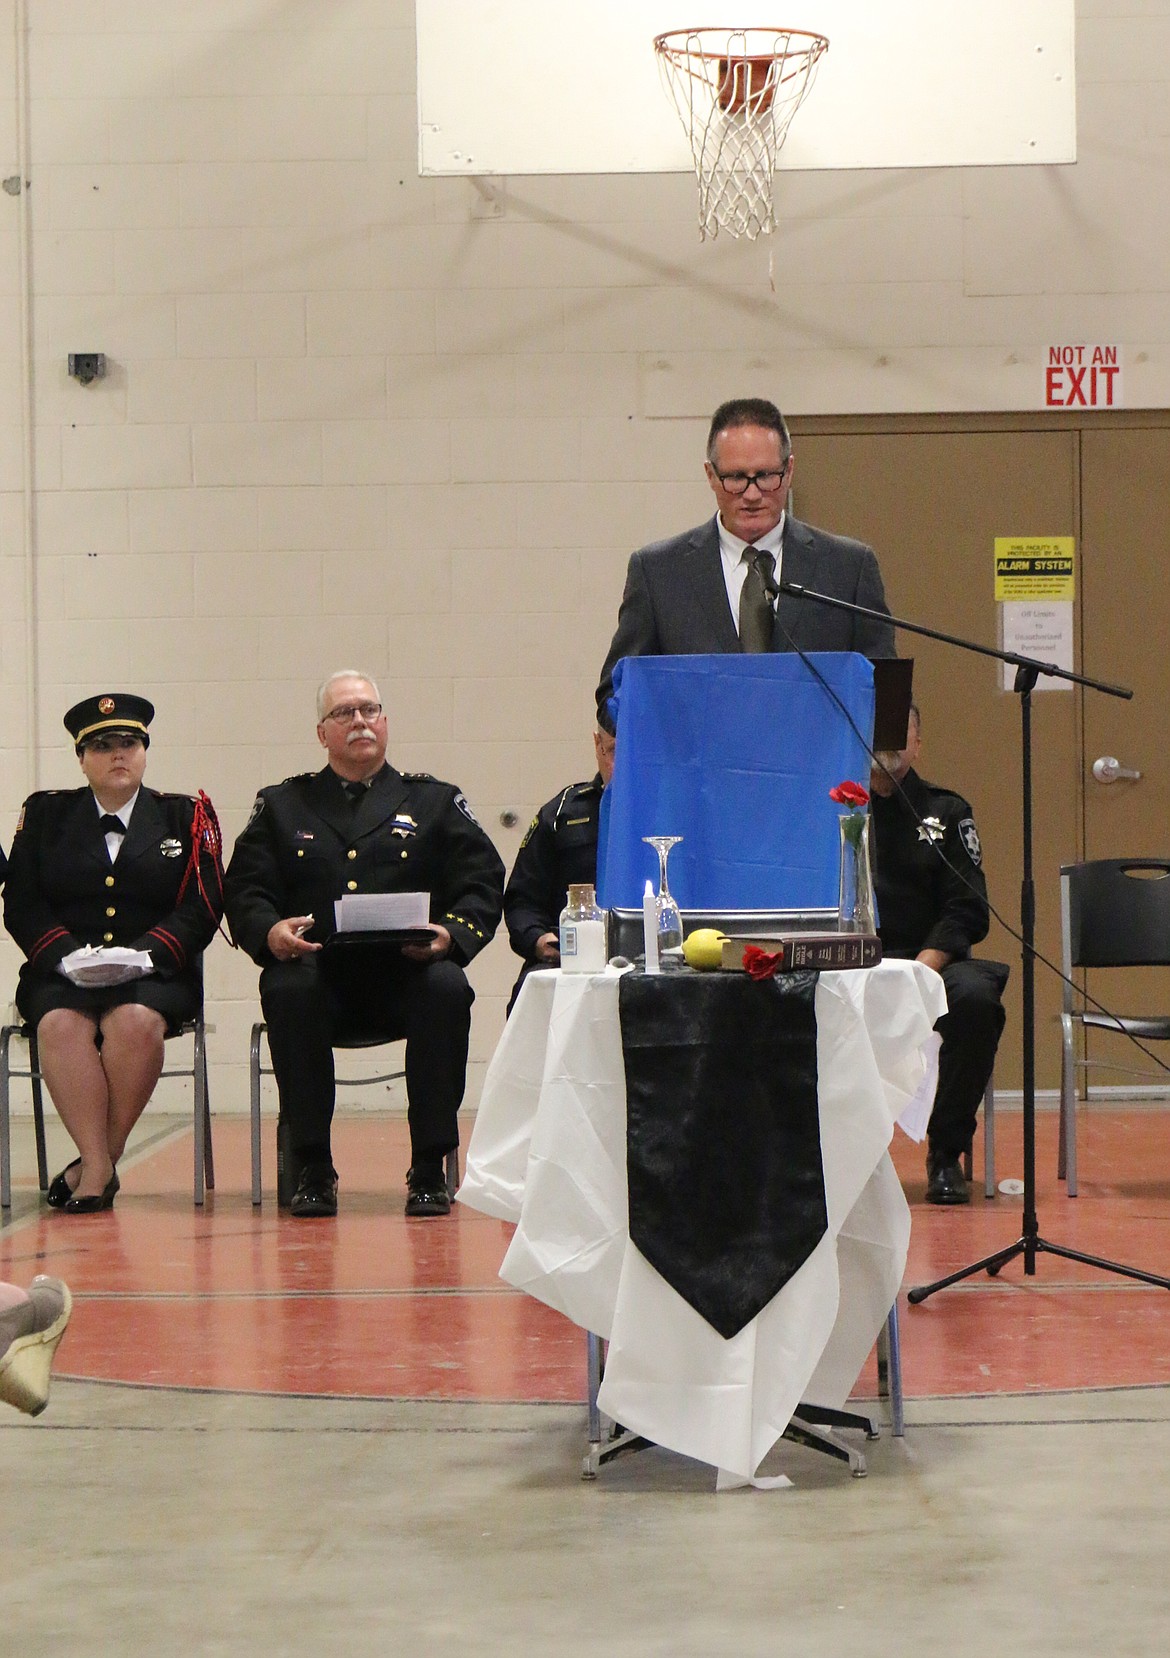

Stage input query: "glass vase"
[{"left": 837, "top": 812, "right": 876, "bottom": 934}]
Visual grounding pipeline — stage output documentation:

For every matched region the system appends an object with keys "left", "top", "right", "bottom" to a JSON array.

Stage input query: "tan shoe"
[{"left": 0, "top": 1277, "right": 73, "bottom": 1416}]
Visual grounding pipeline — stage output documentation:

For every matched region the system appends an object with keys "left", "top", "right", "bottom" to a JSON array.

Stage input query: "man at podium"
[{"left": 595, "top": 397, "right": 896, "bottom": 728}]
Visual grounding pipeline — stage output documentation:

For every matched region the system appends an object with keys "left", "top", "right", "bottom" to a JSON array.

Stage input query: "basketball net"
[{"left": 655, "top": 29, "right": 829, "bottom": 241}]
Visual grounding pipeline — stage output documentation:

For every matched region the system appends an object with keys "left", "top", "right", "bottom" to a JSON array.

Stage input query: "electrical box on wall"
[{"left": 68, "top": 353, "right": 106, "bottom": 385}]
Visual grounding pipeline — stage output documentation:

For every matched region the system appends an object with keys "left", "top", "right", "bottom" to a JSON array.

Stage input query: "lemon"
[{"left": 682, "top": 927, "right": 727, "bottom": 970}]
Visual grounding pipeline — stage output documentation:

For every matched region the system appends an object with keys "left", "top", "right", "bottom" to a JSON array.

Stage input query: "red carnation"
[{"left": 829, "top": 780, "right": 870, "bottom": 808}]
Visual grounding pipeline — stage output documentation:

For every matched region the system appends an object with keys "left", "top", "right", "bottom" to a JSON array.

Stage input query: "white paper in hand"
[
  {"left": 333, "top": 892, "right": 430, "bottom": 932},
  {"left": 59, "top": 945, "right": 155, "bottom": 987}
]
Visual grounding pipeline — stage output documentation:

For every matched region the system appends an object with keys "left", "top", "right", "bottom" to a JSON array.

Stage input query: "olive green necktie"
[{"left": 739, "top": 546, "right": 776, "bottom": 653}]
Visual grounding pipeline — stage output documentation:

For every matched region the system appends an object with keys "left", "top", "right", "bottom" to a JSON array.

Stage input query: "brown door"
[
  {"left": 1081, "top": 426, "right": 1170, "bottom": 860},
  {"left": 790, "top": 424, "right": 1083, "bottom": 1089},
  {"left": 1078, "top": 425, "right": 1170, "bottom": 1077}
]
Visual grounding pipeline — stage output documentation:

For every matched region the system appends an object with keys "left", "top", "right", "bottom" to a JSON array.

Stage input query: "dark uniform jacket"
[
  {"left": 224, "top": 763, "right": 505, "bottom": 968},
  {"left": 596, "top": 513, "right": 895, "bottom": 724},
  {"left": 504, "top": 776, "right": 603, "bottom": 962},
  {"left": 870, "top": 767, "right": 990, "bottom": 960},
  {"left": 3, "top": 786, "right": 224, "bottom": 1001}
]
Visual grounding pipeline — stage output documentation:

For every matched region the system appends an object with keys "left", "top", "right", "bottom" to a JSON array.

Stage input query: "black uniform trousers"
[
  {"left": 931, "top": 958, "right": 1009, "bottom": 1159},
  {"left": 260, "top": 950, "right": 474, "bottom": 1169}
]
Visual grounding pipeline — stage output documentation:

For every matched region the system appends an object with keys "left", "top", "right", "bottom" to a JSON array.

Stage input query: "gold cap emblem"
[{"left": 98, "top": 696, "right": 115, "bottom": 714}]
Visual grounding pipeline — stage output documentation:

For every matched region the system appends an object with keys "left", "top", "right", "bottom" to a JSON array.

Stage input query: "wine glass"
[{"left": 643, "top": 835, "right": 684, "bottom": 967}]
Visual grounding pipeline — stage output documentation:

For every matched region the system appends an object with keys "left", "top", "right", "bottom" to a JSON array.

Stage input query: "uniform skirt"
[{"left": 17, "top": 974, "right": 199, "bottom": 1039}]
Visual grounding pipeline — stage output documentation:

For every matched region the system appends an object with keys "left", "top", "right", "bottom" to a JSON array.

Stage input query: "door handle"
[{"left": 1092, "top": 755, "right": 1142, "bottom": 784}]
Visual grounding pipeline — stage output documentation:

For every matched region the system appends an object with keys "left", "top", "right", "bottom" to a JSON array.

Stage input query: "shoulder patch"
[
  {"left": 245, "top": 793, "right": 265, "bottom": 828},
  {"left": 958, "top": 818, "right": 982, "bottom": 867},
  {"left": 12, "top": 790, "right": 65, "bottom": 832},
  {"left": 519, "top": 812, "right": 541, "bottom": 850},
  {"left": 454, "top": 791, "right": 482, "bottom": 827}
]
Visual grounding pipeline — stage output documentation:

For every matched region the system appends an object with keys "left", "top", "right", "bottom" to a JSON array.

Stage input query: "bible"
[{"left": 720, "top": 933, "right": 882, "bottom": 973}]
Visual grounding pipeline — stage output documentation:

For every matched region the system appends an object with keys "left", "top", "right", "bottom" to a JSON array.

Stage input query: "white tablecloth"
[{"left": 459, "top": 961, "right": 946, "bottom": 1479}]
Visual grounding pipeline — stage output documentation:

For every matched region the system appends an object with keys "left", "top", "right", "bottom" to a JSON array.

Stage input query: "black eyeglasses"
[{"left": 710, "top": 465, "right": 789, "bottom": 497}]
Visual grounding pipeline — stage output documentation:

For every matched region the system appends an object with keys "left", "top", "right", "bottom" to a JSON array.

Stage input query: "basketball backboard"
[{"left": 416, "top": 1, "right": 1076, "bottom": 177}]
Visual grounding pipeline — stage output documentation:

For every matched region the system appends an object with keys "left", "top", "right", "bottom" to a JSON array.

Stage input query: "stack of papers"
[{"left": 333, "top": 892, "right": 430, "bottom": 932}]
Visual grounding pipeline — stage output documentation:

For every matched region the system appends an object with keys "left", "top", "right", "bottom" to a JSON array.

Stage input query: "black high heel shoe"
[
  {"left": 63, "top": 1169, "right": 119, "bottom": 1215},
  {"left": 46, "top": 1159, "right": 82, "bottom": 1209}
]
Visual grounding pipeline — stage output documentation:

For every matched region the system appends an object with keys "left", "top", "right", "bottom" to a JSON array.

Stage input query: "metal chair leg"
[
  {"left": 983, "top": 1076, "right": 996, "bottom": 1198},
  {"left": 193, "top": 1021, "right": 207, "bottom": 1206},
  {"left": 30, "top": 1030, "right": 48, "bottom": 1192},
  {"left": 250, "top": 1022, "right": 264, "bottom": 1207},
  {"left": 199, "top": 1022, "right": 214, "bottom": 1194},
  {"left": 0, "top": 1026, "right": 12, "bottom": 1211},
  {"left": 1058, "top": 1010, "right": 1078, "bottom": 1194}
]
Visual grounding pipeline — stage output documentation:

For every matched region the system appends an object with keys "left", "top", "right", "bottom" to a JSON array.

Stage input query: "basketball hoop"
[{"left": 654, "top": 28, "right": 829, "bottom": 241}]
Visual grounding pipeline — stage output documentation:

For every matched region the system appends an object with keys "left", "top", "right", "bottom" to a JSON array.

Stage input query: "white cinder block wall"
[{"left": 1, "top": 0, "right": 1166, "bottom": 1114}]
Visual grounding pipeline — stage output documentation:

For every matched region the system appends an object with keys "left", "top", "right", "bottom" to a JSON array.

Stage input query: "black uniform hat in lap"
[{"left": 63, "top": 693, "right": 154, "bottom": 753}]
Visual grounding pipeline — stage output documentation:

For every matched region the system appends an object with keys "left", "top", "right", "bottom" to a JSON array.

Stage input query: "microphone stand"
[{"left": 778, "top": 579, "right": 1170, "bottom": 1298}]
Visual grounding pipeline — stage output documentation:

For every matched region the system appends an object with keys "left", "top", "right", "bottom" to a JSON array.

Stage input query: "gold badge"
[{"left": 99, "top": 696, "right": 116, "bottom": 714}]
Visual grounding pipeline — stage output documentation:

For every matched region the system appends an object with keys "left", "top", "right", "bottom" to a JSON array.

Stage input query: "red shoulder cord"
[{"left": 177, "top": 791, "right": 235, "bottom": 946}]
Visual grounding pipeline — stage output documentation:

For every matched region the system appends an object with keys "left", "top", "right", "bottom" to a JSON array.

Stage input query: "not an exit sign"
[{"left": 1045, "top": 344, "right": 1122, "bottom": 408}]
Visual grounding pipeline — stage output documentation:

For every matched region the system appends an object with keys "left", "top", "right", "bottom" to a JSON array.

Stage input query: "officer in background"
[
  {"left": 4, "top": 694, "right": 225, "bottom": 1211},
  {"left": 870, "top": 703, "right": 1008, "bottom": 1206},
  {"left": 503, "top": 727, "right": 615, "bottom": 1012},
  {"left": 224, "top": 670, "right": 505, "bottom": 1220}
]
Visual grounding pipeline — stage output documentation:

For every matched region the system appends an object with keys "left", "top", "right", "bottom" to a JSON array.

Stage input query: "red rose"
[{"left": 829, "top": 780, "right": 870, "bottom": 808}]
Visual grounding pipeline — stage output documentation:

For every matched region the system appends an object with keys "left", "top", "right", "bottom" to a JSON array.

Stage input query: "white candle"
[{"left": 642, "top": 879, "right": 660, "bottom": 974}]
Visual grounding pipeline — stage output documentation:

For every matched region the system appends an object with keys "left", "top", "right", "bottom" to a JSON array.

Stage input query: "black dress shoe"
[
  {"left": 925, "top": 1152, "right": 971, "bottom": 1206},
  {"left": 405, "top": 1165, "right": 451, "bottom": 1218},
  {"left": 46, "top": 1159, "right": 82, "bottom": 1209},
  {"left": 64, "top": 1170, "right": 119, "bottom": 1215},
  {"left": 290, "top": 1163, "right": 338, "bottom": 1218}
]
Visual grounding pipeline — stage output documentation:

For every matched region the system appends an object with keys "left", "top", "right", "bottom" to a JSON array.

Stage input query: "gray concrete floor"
[
  {"left": 5, "top": 1117, "right": 1170, "bottom": 1654},
  {"left": 4, "top": 1380, "right": 1170, "bottom": 1654}
]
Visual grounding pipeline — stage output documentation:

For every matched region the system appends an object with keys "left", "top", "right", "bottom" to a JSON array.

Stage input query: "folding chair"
[
  {"left": 248, "top": 1022, "right": 458, "bottom": 1206},
  {"left": 1059, "top": 859, "right": 1170, "bottom": 1196},
  {"left": 0, "top": 1013, "right": 213, "bottom": 1209}
]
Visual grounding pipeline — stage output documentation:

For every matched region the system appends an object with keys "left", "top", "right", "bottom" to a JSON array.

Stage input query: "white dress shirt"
[
  {"left": 716, "top": 512, "right": 786, "bottom": 638},
  {"left": 93, "top": 789, "right": 139, "bottom": 864}
]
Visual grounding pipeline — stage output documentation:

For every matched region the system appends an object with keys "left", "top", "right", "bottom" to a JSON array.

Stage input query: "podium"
[{"left": 597, "top": 652, "right": 876, "bottom": 912}]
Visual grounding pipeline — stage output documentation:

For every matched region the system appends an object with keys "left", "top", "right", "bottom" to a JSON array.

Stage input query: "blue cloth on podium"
[{"left": 597, "top": 653, "right": 874, "bottom": 911}]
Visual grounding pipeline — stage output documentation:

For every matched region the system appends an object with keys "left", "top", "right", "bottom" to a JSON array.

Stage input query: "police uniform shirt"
[
  {"left": 3, "top": 786, "right": 224, "bottom": 994},
  {"left": 504, "top": 776, "right": 603, "bottom": 962},
  {"left": 223, "top": 763, "right": 505, "bottom": 967},
  {"left": 870, "top": 767, "right": 990, "bottom": 960}
]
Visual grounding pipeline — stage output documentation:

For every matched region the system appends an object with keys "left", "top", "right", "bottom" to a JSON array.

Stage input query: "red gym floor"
[{"left": 3, "top": 1110, "right": 1169, "bottom": 1403}]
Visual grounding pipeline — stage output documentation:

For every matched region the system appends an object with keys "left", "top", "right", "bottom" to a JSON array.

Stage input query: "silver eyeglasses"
[{"left": 323, "top": 702, "right": 383, "bottom": 725}]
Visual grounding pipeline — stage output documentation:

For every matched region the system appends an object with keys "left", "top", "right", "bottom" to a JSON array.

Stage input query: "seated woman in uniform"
[{"left": 3, "top": 694, "right": 225, "bottom": 1213}]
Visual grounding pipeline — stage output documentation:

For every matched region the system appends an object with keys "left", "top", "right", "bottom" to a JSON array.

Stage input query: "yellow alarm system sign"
[{"left": 994, "top": 538, "right": 1075, "bottom": 601}]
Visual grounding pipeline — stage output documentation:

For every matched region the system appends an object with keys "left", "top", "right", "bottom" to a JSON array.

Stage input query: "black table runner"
[{"left": 618, "top": 970, "right": 827, "bottom": 1340}]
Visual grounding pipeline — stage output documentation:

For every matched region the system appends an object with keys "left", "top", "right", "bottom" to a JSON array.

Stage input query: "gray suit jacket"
[{"left": 595, "top": 514, "right": 896, "bottom": 724}]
